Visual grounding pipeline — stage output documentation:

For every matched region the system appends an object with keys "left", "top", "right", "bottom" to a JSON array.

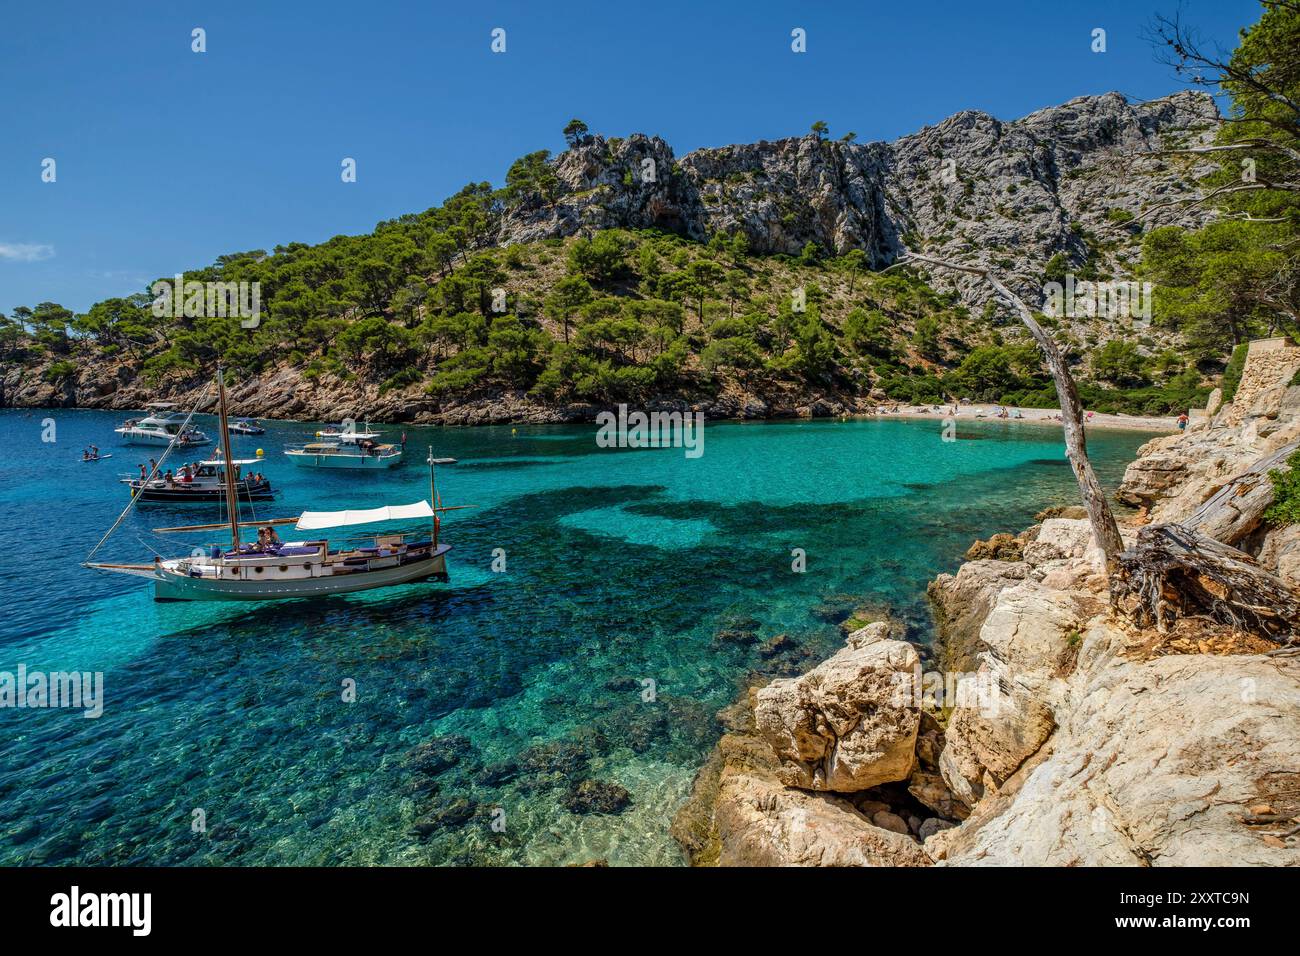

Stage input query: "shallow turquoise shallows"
[{"left": 0, "top": 409, "right": 1155, "bottom": 865}]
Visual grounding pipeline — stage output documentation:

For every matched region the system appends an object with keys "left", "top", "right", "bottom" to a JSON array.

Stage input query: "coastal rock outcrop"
[
  {"left": 679, "top": 339, "right": 1300, "bottom": 866},
  {"left": 754, "top": 623, "right": 919, "bottom": 792},
  {"left": 673, "top": 691, "right": 932, "bottom": 866},
  {"left": 929, "top": 623, "right": 1300, "bottom": 866}
]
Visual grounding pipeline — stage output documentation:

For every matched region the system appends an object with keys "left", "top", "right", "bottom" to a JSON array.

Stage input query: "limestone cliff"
[{"left": 502, "top": 90, "right": 1219, "bottom": 307}]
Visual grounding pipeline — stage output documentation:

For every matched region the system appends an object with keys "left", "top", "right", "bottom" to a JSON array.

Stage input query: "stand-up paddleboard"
[{"left": 82, "top": 455, "right": 113, "bottom": 461}]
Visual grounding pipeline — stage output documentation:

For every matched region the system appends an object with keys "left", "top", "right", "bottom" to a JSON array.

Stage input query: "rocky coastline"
[
  {"left": 672, "top": 338, "right": 1300, "bottom": 866},
  {"left": 1, "top": 352, "right": 1180, "bottom": 433},
  {"left": 0, "top": 352, "right": 882, "bottom": 426}
]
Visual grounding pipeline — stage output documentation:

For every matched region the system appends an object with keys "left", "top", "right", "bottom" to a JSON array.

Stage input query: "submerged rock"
[
  {"left": 759, "top": 633, "right": 798, "bottom": 659},
  {"left": 403, "top": 735, "right": 473, "bottom": 776},
  {"left": 563, "top": 779, "right": 633, "bottom": 815},
  {"left": 409, "top": 797, "right": 478, "bottom": 838}
]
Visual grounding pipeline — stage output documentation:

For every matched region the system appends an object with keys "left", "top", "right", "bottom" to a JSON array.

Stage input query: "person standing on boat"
[{"left": 138, "top": 464, "right": 147, "bottom": 481}]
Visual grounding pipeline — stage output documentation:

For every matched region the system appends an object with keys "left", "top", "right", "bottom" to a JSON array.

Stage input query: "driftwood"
[
  {"left": 1113, "top": 524, "right": 1300, "bottom": 642},
  {"left": 1186, "top": 440, "right": 1299, "bottom": 545}
]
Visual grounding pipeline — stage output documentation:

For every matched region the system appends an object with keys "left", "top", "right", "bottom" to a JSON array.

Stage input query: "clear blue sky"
[{"left": 0, "top": 0, "right": 1261, "bottom": 313}]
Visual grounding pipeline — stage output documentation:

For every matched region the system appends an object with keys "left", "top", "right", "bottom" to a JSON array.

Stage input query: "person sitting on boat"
[
  {"left": 264, "top": 526, "right": 282, "bottom": 550},
  {"left": 164, "top": 469, "right": 175, "bottom": 487}
]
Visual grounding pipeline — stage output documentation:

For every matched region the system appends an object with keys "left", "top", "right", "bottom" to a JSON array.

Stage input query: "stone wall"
[{"left": 1222, "top": 337, "right": 1300, "bottom": 425}]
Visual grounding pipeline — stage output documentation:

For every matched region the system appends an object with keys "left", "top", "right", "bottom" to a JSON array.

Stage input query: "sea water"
[{"left": 0, "top": 409, "right": 1155, "bottom": 865}]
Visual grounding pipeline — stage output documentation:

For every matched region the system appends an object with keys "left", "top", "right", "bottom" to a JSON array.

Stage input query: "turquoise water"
[{"left": 0, "top": 409, "right": 1154, "bottom": 865}]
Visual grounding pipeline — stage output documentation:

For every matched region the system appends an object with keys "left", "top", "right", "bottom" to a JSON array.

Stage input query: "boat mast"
[
  {"left": 216, "top": 366, "right": 241, "bottom": 553},
  {"left": 428, "top": 445, "right": 438, "bottom": 548}
]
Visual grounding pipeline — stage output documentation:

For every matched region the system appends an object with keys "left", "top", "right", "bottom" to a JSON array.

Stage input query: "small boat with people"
[
  {"left": 115, "top": 402, "right": 211, "bottom": 447},
  {"left": 228, "top": 417, "right": 265, "bottom": 436},
  {"left": 122, "top": 456, "right": 275, "bottom": 503},
  {"left": 84, "top": 368, "right": 466, "bottom": 602},
  {"left": 284, "top": 427, "right": 405, "bottom": 469}
]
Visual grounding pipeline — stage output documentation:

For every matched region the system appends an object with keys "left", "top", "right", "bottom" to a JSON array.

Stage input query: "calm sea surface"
[{"left": 0, "top": 409, "right": 1155, "bottom": 865}]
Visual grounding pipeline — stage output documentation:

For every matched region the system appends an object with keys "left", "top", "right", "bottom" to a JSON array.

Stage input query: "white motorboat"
[
  {"left": 284, "top": 429, "right": 404, "bottom": 469},
  {"left": 228, "top": 417, "right": 266, "bottom": 436},
  {"left": 86, "top": 369, "right": 466, "bottom": 602},
  {"left": 115, "top": 402, "right": 212, "bottom": 447}
]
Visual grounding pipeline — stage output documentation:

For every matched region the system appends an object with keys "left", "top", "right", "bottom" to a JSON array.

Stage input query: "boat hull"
[
  {"left": 152, "top": 547, "right": 449, "bottom": 601},
  {"left": 129, "top": 486, "right": 276, "bottom": 503},
  {"left": 285, "top": 451, "right": 403, "bottom": 469},
  {"left": 115, "top": 430, "right": 212, "bottom": 448}
]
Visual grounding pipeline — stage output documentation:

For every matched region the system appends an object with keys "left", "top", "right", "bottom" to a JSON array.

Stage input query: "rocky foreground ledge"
[{"left": 673, "top": 340, "right": 1300, "bottom": 866}]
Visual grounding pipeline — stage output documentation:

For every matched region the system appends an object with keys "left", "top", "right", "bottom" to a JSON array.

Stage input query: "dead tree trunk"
[
  {"left": 896, "top": 253, "right": 1126, "bottom": 569},
  {"left": 1113, "top": 524, "right": 1300, "bottom": 642},
  {"left": 1185, "top": 439, "right": 1298, "bottom": 545}
]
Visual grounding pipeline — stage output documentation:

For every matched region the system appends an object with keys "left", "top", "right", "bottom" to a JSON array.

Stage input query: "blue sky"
[{"left": 0, "top": 0, "right": 1261, "bottom": 312}]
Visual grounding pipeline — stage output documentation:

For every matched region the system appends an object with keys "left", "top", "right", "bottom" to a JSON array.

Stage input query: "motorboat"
[
  {"left": 122, "top": 457, "right": 275, "bottom": 503},
  {"left": 228, "top": 417, "right": 266, "bottom": 436},
  {"left": 284, "top": 429, "right": 403, "bottom": 469},
  {"left": 115, "top": 402, "right": 211, "bottom": 447}
]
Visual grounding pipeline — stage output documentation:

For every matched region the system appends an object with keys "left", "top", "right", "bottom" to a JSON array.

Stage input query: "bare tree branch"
[{"left": 888, "top": 251, "right": 1127, "bottom": 569}]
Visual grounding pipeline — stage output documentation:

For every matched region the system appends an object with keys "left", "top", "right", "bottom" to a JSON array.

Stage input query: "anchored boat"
[
  {"left": 228, "top": 417, "right": 266, "bottom": 436},
  {"left": 115, "top": 402, "right": 212, "bottom": 448},
  {"left": 122, "top": 456, "right": 275, "bottom": 503},
  {"left": 283, "top": 428, "right": 404, "bottom": 469},
  {"left": 85, "top": 369, "right": 466, "bottom": 602}
]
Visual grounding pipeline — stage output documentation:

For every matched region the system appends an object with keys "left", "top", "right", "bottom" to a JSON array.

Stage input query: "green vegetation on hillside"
[{"left": 15, "top": 0, "right": 1300, "bottom": 418}]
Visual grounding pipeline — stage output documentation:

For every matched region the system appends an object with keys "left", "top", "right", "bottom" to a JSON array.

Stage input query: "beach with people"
[{"left": 867, "top": 402, "right": 1179, "bottom": 432}]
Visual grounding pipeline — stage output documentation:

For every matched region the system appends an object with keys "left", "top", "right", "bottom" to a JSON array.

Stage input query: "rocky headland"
[{"left": 673, "top": 338, "right": 1300, "bottom": 866}]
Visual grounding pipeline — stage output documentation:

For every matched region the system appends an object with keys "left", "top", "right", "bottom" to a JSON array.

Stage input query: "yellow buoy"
[
  {"left": 511, "top": 428, "right": 517, "bottom": 435},
  {"left": 256, "top": 449, "right": 264, "bottom": 457}
]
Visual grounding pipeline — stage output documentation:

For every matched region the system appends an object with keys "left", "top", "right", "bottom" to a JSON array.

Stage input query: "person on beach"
[{"left": 1178, "top": 412, "right": 1188, "bottom": 431}]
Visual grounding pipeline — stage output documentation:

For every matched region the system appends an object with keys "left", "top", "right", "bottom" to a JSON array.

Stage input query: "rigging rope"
[{"left": 84, "top": 388, "right": 213, "bottom": 563}]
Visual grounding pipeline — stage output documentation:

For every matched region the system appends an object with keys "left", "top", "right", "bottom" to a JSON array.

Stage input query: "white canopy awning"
[
  {"left": 295, "top": 501, "right": 433, "bottom": 531},
  {"left": 199, "top": 458, "right": 264, "bottom": 466}
]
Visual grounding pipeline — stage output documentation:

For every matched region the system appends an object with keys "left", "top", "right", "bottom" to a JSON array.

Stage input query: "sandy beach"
[{"left": 867, "top": 402, "right": 1179, "bottom": 432}]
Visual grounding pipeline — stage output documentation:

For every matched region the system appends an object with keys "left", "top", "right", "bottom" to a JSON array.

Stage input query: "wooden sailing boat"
[{"left": 85, "top": 367, "right": 465, "bottom": 602}]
